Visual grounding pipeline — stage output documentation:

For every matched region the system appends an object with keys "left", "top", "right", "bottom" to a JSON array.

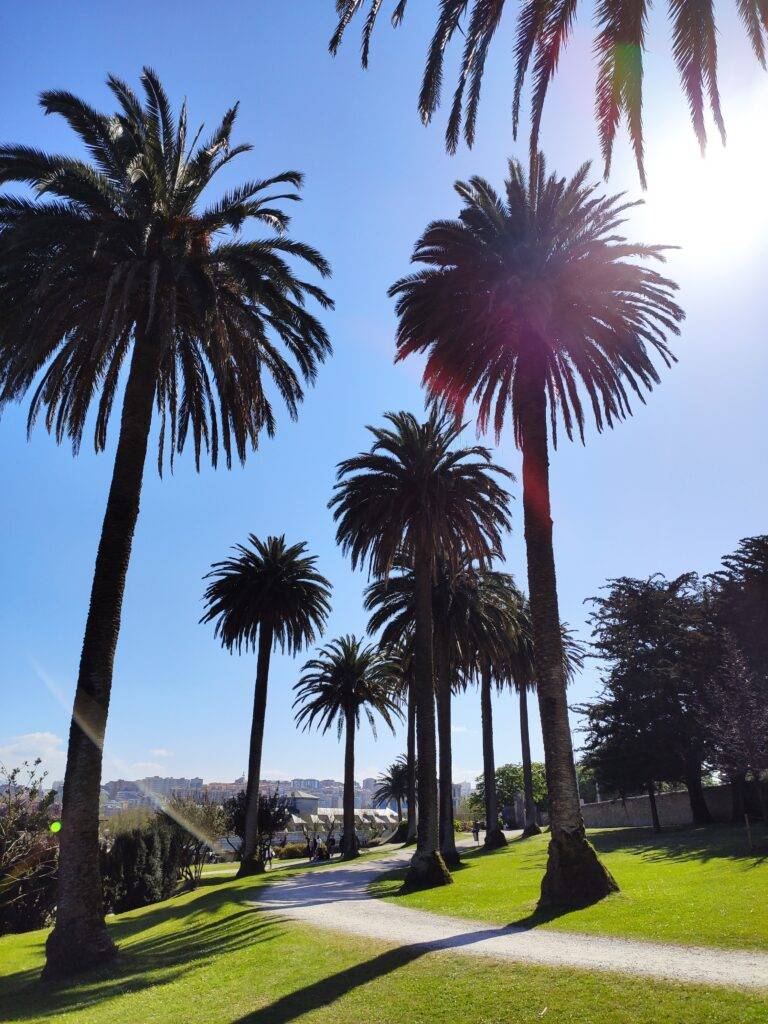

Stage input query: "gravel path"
[{"left": 253, "top": 844, "right": 768, "bottom": 990}]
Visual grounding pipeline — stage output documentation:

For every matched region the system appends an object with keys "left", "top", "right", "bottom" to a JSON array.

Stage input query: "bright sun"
[{"left": 634, "top": 82, "right": 768, "bottom": 269}]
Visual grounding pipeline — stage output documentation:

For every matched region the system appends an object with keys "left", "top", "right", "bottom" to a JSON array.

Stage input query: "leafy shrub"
[
  {"left": 0, "top": 761, "right": 58, "bottom": 934},
  {"left": 101, "top": 815, "right": 180, "bottom": 914},
  {"left": 162, "top": 797, "right": 227, "bottom": 889},
  {"left": 273, "top": 842, "right": 308, "bottom": 860}
]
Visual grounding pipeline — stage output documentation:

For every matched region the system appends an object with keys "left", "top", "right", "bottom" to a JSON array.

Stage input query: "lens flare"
[{"left": 32, "top": 659, "right": 229, "bottom": 857}]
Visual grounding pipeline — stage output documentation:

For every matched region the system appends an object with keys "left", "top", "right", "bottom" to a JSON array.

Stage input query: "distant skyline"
[{"left": 2, "top": 4, "right": 767, "bottom": 788}]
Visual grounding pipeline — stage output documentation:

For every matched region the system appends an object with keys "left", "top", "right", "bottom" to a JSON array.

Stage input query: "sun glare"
[{"left": 635, "top": 83, "right": 768, "bottom": 270}]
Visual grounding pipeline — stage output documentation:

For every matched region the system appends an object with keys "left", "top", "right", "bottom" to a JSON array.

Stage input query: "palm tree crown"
[
  {"left": 330, "top": 410, "right": 512, "bottom": 575},
  {"left": 201, "top": 534, "right": 332, "bottom": 654},
  {"left": 0, "top": 68, "right": 333, "bottom": 469},
  {"left": 373, "top": 756, "right": 409, "bottom": 812},
  {"left": 330, "top": 0, "right": 767, "bottom": 184},
  {"left": 293, "top": 635, "right": 402, "bottom": 737},
  {"left": 390, "top": 159, "right": 684, "bottom": 446}
]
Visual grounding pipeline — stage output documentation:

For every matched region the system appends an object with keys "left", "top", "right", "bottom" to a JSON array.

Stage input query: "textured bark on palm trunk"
[
  {"left": 342, "top": 709, "right": 358, "bottom": 859},
  {"left": 519, "top": 372, "right": 617, "bottom": 907},
  {"left": 238, "top": 624, "right": 273, "bottom": 876},
  {"left": 405, "top": 681, "right": 417, "bottom": 844},
  {"left": 519, "top": 684, "right": 541, "bottom": 838},
  {"left": 403, "top": 551, "right": 451, "bottom": 889},
  {"left": 44, "top": 334, "right": 158, "bottom": 979},
  {"left": 480, "top": 664, "right": 506, "bottom": 849},
  {"left": 435, "top": 633, "right": 460, "bottom": 866}
]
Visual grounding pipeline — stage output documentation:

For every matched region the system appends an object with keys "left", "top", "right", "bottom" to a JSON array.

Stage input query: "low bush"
[
  {"left": 454, "top": 819, "right": 474, "bottom": 833},
  {"left": 273, "top": 842, "right": 308, "bottom": 860}
]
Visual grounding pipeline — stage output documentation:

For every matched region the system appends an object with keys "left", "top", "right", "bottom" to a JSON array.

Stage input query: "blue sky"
[{"left": 2, "top": 2, "right": 767, "bottom": 788}]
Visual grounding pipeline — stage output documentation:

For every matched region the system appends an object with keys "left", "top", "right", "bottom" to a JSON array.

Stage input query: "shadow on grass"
[
  {"left": 231, "top": 924, "right": 521, "bottom": 1024},
  {"left": 588, "top": 823, "right": 768, "bottom": 866},
  {"left": 233, "top": 944, "right": 427, "bottom": 1024},
  {"left": 0, "top": 881, "right": 288, "bottom": 1022}
]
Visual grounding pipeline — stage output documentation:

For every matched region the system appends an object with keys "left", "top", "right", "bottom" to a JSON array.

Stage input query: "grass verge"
[
  {"left": 371, "top": 824, "right": 768, "bottom": 950},
  {"left": 1, "top": 840, "right": 766, "bottom": 1023}
]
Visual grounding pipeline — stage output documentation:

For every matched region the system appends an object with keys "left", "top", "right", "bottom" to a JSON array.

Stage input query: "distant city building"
[
  {"left": 204, "top": 777, "right": 245, "bottom": 803},
  {"left": 292, "top": 778, "right": 321, "bottom": 791},
  {"left": 98, "top": 770, "right": 399, "bottom": 817}
]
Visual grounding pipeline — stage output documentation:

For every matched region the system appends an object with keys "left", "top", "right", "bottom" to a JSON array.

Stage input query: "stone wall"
[{"left": 581, "top": 784, "right": 734, "bottom": 828}]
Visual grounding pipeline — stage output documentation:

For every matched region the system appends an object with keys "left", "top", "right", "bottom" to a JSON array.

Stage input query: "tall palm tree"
[
  {"left": 462, "top": 569, "right": 530, "bottom": 849},
  {"left": 403, "top": 654, "right": 418, "bottom": 843},
  {"left": 0, "top": 70, "right": 332, "bottom": 977},
  {"left": 294, "top": 636, "right": 402, "bottom": 858},
  {"left": 374, "top": 756, "right": 409, "bottom": 821},
  {"left": 499, "top": 608, "right": 586, "bottom": 838},
  {"left": 388, "top": 640, "right": 419, "bottom": 842},
  {"left": 389, "top": 158, "right": 683, "bottom": 906},
  {"left": 331, "top": 411, "right": 512, "bottom": 888},
  {"left": 367, "top": 561, "right": 467, "bottom": 865},
  {"left": 330, "top": 0, "right": 767, "bottom": 185},
  {"left": 201, "top": 535, "right": 332, "bottom": 875}
]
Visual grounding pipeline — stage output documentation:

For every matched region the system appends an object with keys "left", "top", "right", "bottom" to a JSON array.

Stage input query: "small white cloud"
[
  {"left": 150, "top": 748, "right": 173, "bottom": 758},
  {"left": 0, "top": 732, "right": 66, "bottom": 779},
  {"left": 451, "top": 724, "right": 475, "bottom": 735}
]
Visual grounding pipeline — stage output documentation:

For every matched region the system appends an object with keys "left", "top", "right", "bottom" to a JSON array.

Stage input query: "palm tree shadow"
[
  {"left": 506, "top": 899, "right": 611, "bottom": 931},
  {"left": 232, "top": 926, "right": 515, "bottom": 1024},
  {"left": 0, "top": 883, "right": 287, "bottom": 1022},
  {"left": 233, "top": 944, "right": 426, "bottom": 1024}
]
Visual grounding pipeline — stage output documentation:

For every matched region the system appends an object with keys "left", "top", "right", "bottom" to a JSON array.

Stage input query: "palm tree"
[
  {"left": 499, "top": 607, "right": 586, "bottom": 838},
  {"left": 294, "top": 636, "right": 402, "bottom": 858},
  {"left": 463, "top": 570, "right": 530, "bottom": 849},
  {"left": 0, "top": 71, "right": 333, "bottom": 978},
  {"left": 330, "top": 0, "right": 767, "bottom": 185},
  {"left": 389, "top": 159, "right": 684, "bottom": 906},
  {"left": 387, "top": 641, "right": 418, "bottom": 843},
  {"left": 367, "top": 561, "right": 467, "bottom": 866},
  {"left": 201, "top": 535, "right": 332, "bottom": 875},
  {"left": 374, "top": 756, "right": 409, "bottom": 821},
  {"left": 331, "top": 411, "right": 512, "bottom": 887}
]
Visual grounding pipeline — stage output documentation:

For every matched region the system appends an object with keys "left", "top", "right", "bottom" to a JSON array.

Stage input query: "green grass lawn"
[
  {"left": 1, "top": 860, "right": 766, "bottom": 1024},
  {"left": 372, "top": 824, "right": 768, "bottom": 950}
]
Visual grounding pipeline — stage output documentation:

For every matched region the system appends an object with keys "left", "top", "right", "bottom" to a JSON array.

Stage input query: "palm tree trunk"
[
  {"left": 396, "top": 796, "right": 402, "bottom": 822},
  {"left": 44, "top": 333, "right": 159, "bottom": 979},
  {"left": 480, "top": 664, "right": 506, "bottom": 849},
  {"left": 238, "top": 623, "right": 274, "bottom": 875},
  {"left": 518, "top": 372, "right": 617, "bottom": 907},
  {"left": 403, "top": 550, "right": 451, "bottom": 889},
  {"left": 342, "top": 708, "right": 358, "bottom": 859},
  {"left": 405, "top": 679, "right": 417, "bottom": 843},
  {"left": 435, "top": 631, "right": 460, "bottom": 866},
  {"left": 519, "top": 684, "right": 541, "bottom": 838}
]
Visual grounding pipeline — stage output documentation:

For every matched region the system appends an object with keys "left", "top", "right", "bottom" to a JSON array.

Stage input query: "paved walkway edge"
[{"left": 251, "top": 845, "right": 768, "bottom": 991}]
